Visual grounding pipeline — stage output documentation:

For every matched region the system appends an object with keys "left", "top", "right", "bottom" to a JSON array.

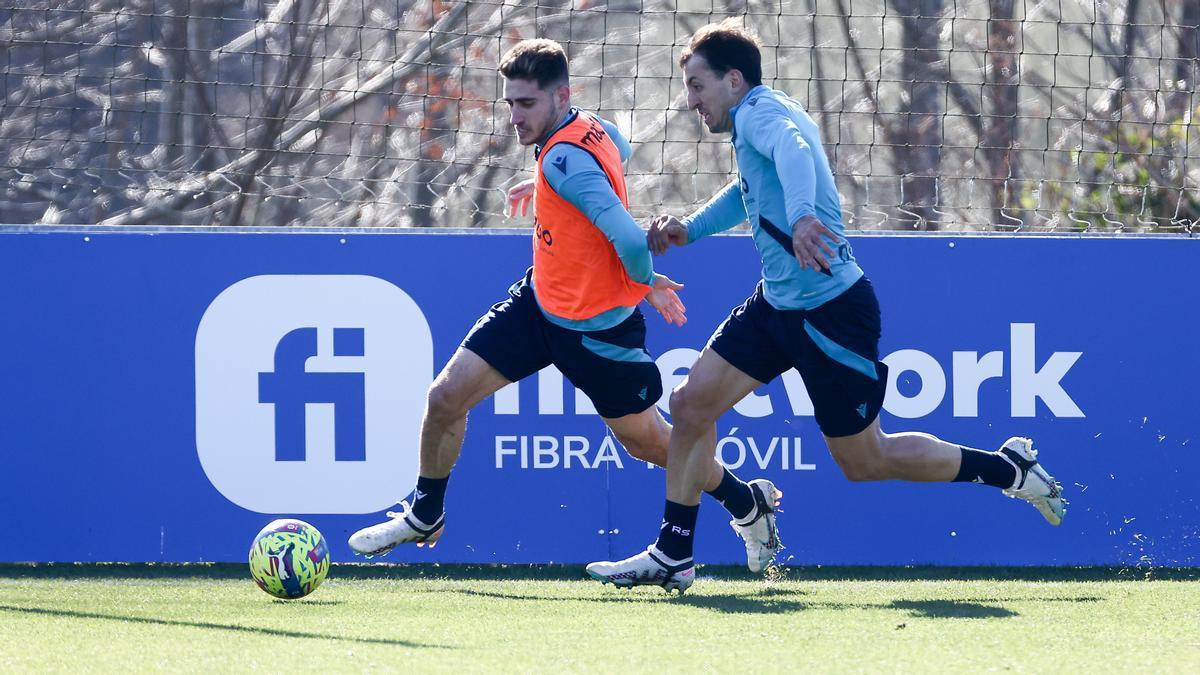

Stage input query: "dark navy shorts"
[
  {"left": 461, "top": 270, "right": 662, "bottom": 419},
  {"left": 708, "top": 276, "right": 889, "bottom": 437}
]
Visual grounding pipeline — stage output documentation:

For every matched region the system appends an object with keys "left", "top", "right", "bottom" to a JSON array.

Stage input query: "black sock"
[
  {"left": 654, "top": 500, "right": 699, "bottom": 562},
  {"left": 705, "top": 467, "right": 755, "bottom": 521},
  {"left": 953, "top": 447, "right": 1017, "bottom": 488},
  {"left": 410, "top": 475, "right": 449, "bottom": 524}
]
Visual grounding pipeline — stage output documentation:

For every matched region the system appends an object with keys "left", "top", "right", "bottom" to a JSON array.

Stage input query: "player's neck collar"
[
  {"left": 729, "top": 85, "right": 768, "bottom": 142},
  {"left": 730, "top": 85, "right": 769, "bottom": 119},
  {"left": 534, "top": 107, "right": 581, "bottom": 158}
]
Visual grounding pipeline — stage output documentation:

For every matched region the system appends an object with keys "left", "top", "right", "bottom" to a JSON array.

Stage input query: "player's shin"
[{"left": 654, "top": 500, "right": 699, "bottom": 563}]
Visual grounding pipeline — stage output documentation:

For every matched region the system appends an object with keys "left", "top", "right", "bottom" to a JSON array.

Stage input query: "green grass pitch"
[{"left": 2, "top": 564, "right": 1198, "bottom": 672}]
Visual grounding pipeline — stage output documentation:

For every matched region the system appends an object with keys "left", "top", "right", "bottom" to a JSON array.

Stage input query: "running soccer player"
[
  {"left": 348, "top": 39, "right": 782, "bottom": 572},
  {"left": 586, "top": 20, "right": 1065, "bottom": 593}
]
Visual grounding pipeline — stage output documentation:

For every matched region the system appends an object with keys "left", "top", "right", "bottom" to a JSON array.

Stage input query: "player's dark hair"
[
  {"left": 679, "top": 18, "right": 763, "bottom": 87},
  {"left": 499, "top": 39, "right": 570, "bottom": 89}
]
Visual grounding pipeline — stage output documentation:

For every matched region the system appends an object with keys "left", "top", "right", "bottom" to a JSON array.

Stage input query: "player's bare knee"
[
  {"left": 835, "top": 454, "right": 875, "bottom": 481},
  {"left": 668, "top": 385, "right": 712, "bottom": 431},
  {"left": 829, "top": 438, "right": 889, "bottom": 481},
  {"left": 871, "top": 433, "right": 910, "bottom": 479},
  {"left": 425, "top": 379, "right": 467, "bottom": 424}
]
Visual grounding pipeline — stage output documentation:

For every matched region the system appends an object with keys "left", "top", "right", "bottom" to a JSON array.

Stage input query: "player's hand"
[
  {"left": 505, "top": 179, "right": 535, "bottom": 218},
  {"left": 647, "top": 215, "right": 689, "bottom": 255},
  {"left": 644, "top": 273, "right": 686, "bottom": 327},
  {"left": 791, "top": 214, "right": 837, "bottom": 272}
]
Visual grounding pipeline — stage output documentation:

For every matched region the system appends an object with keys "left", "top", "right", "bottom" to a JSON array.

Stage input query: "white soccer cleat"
[
  {"left": 730, "top": 478, "right": 784, "bottom": 573},
  {"left": 585, "top": 546, "right": 695, "bottom": 594},
  {"left": 347, "top": 501, "right": 444, "bottom": 558},
  {"left": 999, "top": 437, "right": 1066, "bottom": 526}
]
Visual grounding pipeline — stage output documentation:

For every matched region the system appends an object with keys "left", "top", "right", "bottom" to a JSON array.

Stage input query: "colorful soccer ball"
[{"left": 248, "top": 518, "right": 330, "bottom": 599}]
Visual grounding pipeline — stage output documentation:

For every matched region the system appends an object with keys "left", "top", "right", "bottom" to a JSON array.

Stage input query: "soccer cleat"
[
  {"left": 347, "top": 501, "right": 444, "bottom": 557},
  {"left": 730, "top": 478, "right": 784, "bottom": 573},
  {"left": 999, "top": 437, "right": 1066, "bottom": 526},
  {"left": 585, "top": 546, "right": 695, "bottom": 594}
]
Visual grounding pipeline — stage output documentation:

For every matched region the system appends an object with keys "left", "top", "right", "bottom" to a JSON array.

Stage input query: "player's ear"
[
  {"left": 727, "top": 68, "right": 744, "bottom": 90},
  {"left": 555, "top": 81, "right": 571, "bottom": 108}
]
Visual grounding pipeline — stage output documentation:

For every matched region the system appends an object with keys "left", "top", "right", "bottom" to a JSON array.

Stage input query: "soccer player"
[
  {"left": 586, "top": 20, "right": 1065, "bottom": 592},
  {"left": 348, "top": 39, "right": 783, "bottom": 574}
]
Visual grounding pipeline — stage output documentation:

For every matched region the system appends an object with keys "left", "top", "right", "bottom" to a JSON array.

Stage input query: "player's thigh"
[
  {"left": 785, "top": 276, "right": 888, "bottom": 438},
  {"left": 429, "top": 346, "right": 514, "bottom": 414},
  {"left": 822, "top": 415, "right": 886, "bottom": 467},
  {"left": 449, "top": 273, "right": 551, "bottom": 408},
  {"left": 681, "top": 286, "right": 791, "bottom": 421},
  {"left": 670, "top": 347, "right": 768, "bottom": 423}
]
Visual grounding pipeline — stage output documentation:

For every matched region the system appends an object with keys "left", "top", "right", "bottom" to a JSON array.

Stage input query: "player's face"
[
  {"left": 683, "top": 54, "right": 739, "bottom": 134},
  {"left": 502, "top": 78, "right": 567, "bottom": 146}
]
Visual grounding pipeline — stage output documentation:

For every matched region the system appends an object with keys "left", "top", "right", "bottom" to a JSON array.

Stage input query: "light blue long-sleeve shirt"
[
  {"left": 531, "top": 108, "right": 652, "bottom": 331},
  {"left": 683, "top": 86, "right": 863, "bottom": 310}
]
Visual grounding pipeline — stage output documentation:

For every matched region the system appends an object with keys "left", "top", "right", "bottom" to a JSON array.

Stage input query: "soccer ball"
[{"left": 248, "top": 518, "right": 330, "bottom": 599}]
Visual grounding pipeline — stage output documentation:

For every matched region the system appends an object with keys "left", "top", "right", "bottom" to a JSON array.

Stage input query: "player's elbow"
[{"left": 613, "top": 233, "right": 647, "bottom": 262}]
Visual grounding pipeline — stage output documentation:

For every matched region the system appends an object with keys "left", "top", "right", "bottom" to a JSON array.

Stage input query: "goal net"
[{"left": 1, "top": 1, "right": 1196, "bottom": 231}]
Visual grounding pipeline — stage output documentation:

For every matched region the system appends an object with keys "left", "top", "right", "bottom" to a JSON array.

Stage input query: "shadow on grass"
[
  {"left": 449, "top": 587, "right": 808, "bottom": 614},
  {"left": 754, "top": 566, "right": 1199, "bottom": 582},
  {"left": 0, "top": 604, "right": 442, "bottom": 648},
  {"left": 443, "top": 587, "right": 1101, "bottom": 618},
  {"left": 0, "top": 562, "right": 581, "bottom": 582},
  {"left": 887, "top": 599, "right": 1017, "bottom": 618},
  {"left": 1, "top": 562, "right": 1195, "bottom": 583}
]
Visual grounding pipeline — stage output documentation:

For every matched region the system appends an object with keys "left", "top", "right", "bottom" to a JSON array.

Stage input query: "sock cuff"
[
  {"left": 663, "top": 499, "right": 700, "bottom": 515},
  {"left": 404, "top": 511, "right": 443, "bottom": 533},
  {"left": 648, "top": 545, "right": 693, "bottom": 569}
]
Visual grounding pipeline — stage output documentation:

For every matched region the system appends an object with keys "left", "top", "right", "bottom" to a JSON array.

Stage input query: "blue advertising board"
[{"left": 1, "top": 228, "right": 1196, "bottom": 566}]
